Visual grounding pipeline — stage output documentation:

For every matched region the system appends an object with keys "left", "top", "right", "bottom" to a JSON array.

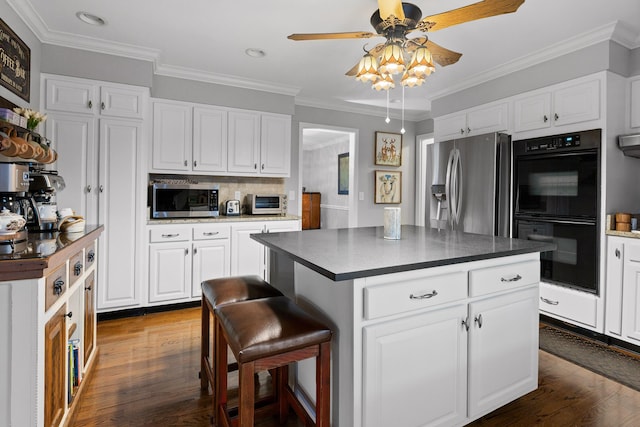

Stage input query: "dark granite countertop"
[{"left": 252, "top": 225, "right": 555, "bottom": 281}]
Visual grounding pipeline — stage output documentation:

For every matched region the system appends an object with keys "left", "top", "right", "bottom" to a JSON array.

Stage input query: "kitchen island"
[{"left": 252, "top": 225, "right": 554, "bottom": 427}]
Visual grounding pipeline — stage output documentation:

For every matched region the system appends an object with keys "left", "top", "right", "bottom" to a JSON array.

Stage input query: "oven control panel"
[{"left": 525, "top": 134, "right": 581, "bottom": 152}]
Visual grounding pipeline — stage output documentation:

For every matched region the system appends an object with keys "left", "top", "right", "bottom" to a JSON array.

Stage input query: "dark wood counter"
[{"left": 0, "top": 225, "right": 104, "bottom": 280}]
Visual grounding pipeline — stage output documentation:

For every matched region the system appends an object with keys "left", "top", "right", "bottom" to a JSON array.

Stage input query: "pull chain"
[
  {"left": 400, "top": 85, "right": 405, "bottom": 134},
  {"left": 385, "top": 90, "right": 390, "bottom": 124}
]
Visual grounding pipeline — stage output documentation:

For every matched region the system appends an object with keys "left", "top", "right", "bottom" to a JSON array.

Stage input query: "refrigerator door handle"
[
  {"left": 453, "top": 149, "right": 463, "bottom": 225},
  {"left": 445, "top": 149, "right": 455, "bottom": 228}
]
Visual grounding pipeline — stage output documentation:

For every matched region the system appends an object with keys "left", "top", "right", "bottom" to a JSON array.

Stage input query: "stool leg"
[
  {"left": 215, "top": 321, "right": 228, "bottom": 427},
  {"left": 200, "top": 299, "right": 210, "bottom": 391},
  {"left": 316, "top": 341, "right": 331, "bottom": 427},
  {"left": 238, "top": 361, "right": 256, "bottom": 427},
  {"left": 278, "top": 364, "right": 289, "bottom": 424}
]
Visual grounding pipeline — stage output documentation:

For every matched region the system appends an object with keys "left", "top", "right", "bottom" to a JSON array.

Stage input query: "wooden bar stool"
[
  {"left": 215, "top": 296, "right": 332, "bottom": 427},
  {"left": 200, "top": 275, "right": 284, "bottom": 419}
]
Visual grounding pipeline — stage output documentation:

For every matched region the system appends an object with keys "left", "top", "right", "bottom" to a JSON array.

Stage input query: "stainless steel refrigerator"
[{"left": 426, "top": 132, "right": 511, "bottom": 237}]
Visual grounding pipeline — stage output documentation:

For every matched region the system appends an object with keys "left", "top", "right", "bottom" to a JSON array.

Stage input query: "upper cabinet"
[
  {"left": 151, "top": 99, "right": 290, "bottom": 177},
  {"left": 513, "top": 78, "right": 600, "bottom": 132},
  {"left": 631, "top": 77, "right": 640, "bottom": 129},
  {"left": 434, "top": 102, "right": 508, "bottom": 141},
  {"left": 45, "top": 76, "right": 146, "bottom": 119}
]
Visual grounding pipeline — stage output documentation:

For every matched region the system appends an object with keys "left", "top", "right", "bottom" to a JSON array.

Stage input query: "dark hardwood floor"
[{"left": 70, "top": 307, "right": 640, "bottom": 426}]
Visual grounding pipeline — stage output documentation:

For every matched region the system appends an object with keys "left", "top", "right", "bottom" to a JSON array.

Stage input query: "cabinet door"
[
  {"left": 622, "top": 244, "right": 640, "bottom": 343},
  {"left": 152, "top": 101, "right": 191, "bottom": 171},
  {"left": 149, "top": 242, "right": 191, "bottom": 302},
  {"left": 46, "top": 112, "right": 98, "bottom": 223},
  {"left": 99, "top": 85, "right": 146, "bottom": 119},
  {"left": 97, "top": 119, "right": 141, "bottom": 310},
  {"left": 605, "top": 238, "right": 624, "bottom": 336},
  {"left": 192, "top": 239, "right": 230, "bottom": 297},
  {"left": 84, "top": 270, "right": 96, "bottom": 365},
  {"left": 513, "top": 92, "right": 552, "bottom": 132},
  {"left": 231, "top": 223, "right": 266, "bottom": 277},
  {"left": 227, "top": 111, "right": 260, "bottom": 173},
  {"left": 45, "top": 77, "right": 97, "bottom": 114},
  {"left": 466, "top": 102, "right": 509, "bottom": 136},
  {"left": 552, "top": 79, "right": 600, "bottom": 126},
  {"left": 468, "top": 287, "right": 538, "bottom": 418},
  {"left": 45, "top": 304, "right": 66, "bottom": 427},
  {"left": 434, "top": 112, "right": 467, "bottom": 141},
  {"left": 362, "top": 305, "right": 468, "bottom": 427},
  {"left": 193, "top": 106, "right": 227, "bottom": 172},
  {"left": 260, "top": 113, "right": 291, "bottom": 176},
  {"left": 631, "top": 78, "right": 640, "bottom": 129}
]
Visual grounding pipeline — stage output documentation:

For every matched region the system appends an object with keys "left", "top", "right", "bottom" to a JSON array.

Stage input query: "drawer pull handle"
[
  {"left": 74, "top": 261, "right": 83, "bottom": 276},
  {"left": 540, "top": 297, "right": 559, "bottom": 306},
  {"left": 501, "top": 274, "right": 522, "bottom": 283},
  {"left": 409, "top": 290, "right": 438, "bottom": 300},
  {"left": 53, "top": 279, "right": 65, "bottom": 295},
  {"left": 87, "top": 250, "right": 95, "bottom": 262},
  {"left": 161, "top": 233, "right": 179, "bottom": 238},
  {"left": 474, "top": 314, "right": 483, "bottom": 328},
  {"left": 461, "top": 317, "right": 470, "bottom": 331},
  {"left": 202, "top": 232, "right": 219, "bottom": 236}
]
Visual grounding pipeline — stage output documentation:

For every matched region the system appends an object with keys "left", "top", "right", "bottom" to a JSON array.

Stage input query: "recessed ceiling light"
[
  {"left": 76, "top": 11, "right": 106, "bottom": 26},
  {"left": 245, "top": 48, "right": 266, "bottom": 58}
]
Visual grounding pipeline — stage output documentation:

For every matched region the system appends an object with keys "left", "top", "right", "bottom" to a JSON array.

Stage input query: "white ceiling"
[{"left": 7, "top": 0, "right": 640, "bottom": 118}]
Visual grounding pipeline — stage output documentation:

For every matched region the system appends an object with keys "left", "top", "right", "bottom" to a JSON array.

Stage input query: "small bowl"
[{"left": 0, "top": 208, "right": 26, "bottom": 234}]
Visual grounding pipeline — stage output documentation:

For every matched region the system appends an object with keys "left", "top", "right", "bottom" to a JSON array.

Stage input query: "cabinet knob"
[
  {"left": 88, "top": 100, "right": 93, "bottom": 109},
  {"left": 99, "top": 185, "right": 104, "bottom": 193},
  {"left": 543, "top": 115, "right": 548, "bottom": 122},
  {"left": 74, "top": 261, "right": 83, "bottom": 276},
  {"left": 101, "top": 101, "right": 105, "bottom": 110},
  {"left": 65, "top": 311, "right": 73, "bottom": 319},
  {"left": 194, "top": 247, "right": 198, "bottom": 255},
  {"left": 467, "top": 127, "right": 471, "bottom": 134},
  {"left": 615, "top": 248, "right": 621, "bottom": 259},
  {"left": 254, "top": 163, "right": 258, "bottom": 170},
  {"left": 185, "top": 248, "right": 189, "bottom": 256},
  {"left": 53, "top": 278, "right": 64, "bottom": 295},
  {"left": 87, "top": 250, "right": 95, "bottom": 262},
  {"left": 86, "top": 185, "right": 92, "bottom": 193},
  {"left": 460, "top": 128, "right": 465, "bottom": 134},
  {"left": 461, "top": 317, "right": 470, "bottom": 331},
  {"left": 554, "top": 113, "right": 559, "bottom": 121},
  {"left": 194, "top": 160, "right": 198, "bottom": 167},
  {"left": 184, "top": 160, "right": 188, "bottom": 167},
  {"left": 474, "top": 314, "right": 483, "bottom": 328},
  {"left": 85, "top": 285, "right": 92, "bottom": 291}
]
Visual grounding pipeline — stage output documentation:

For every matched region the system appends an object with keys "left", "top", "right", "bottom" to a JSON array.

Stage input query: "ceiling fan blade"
[
  {"left": 378, "top": 0, "right": 405, "bottom": 20},
  {"left": 345, "top": 43, "right": 386, "bottom": 76},
  {"left": 288, "top": 31, "right": 376, "bottom": 41},
  {"left": 425, "top": 40, "right": 462, "bottom": 67},
  {"left": 419, "top": 0, "right": 525, "bottom": 32}
]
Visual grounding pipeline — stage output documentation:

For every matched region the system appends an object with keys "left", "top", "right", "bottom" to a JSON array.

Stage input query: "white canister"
[{"left": 384, "top": 207, "right": 401, "bottom": 240}]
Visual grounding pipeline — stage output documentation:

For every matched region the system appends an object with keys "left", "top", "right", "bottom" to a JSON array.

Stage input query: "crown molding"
[
  {"left": 611, "top": 20, "right": 640, "bottom": 49},
  {"left": 430, "top": 21, "right": 626, "bottom": 100},
  {"left": 295, "top": 96, "right": 430, "bottom": 122}
]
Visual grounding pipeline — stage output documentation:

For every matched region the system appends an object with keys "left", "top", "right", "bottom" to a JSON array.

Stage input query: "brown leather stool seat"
[
  {"left": 215, "top": 296, "right": 332, "bottom": 427},
  {"left": 200, "top": 275, "right": 283, "bottom": 411}
]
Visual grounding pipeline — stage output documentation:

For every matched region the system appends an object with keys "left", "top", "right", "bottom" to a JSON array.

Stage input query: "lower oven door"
[{"left": 515, "top": 217, "right": 598, "bottom": 294}]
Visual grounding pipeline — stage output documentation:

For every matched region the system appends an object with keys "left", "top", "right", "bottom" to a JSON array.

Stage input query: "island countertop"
[{"left": 251, "top": 225, "right": 555, "bottom": 281}]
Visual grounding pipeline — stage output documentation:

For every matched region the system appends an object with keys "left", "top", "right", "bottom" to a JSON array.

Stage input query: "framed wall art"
[
  {"left": 375, "top": 131, "right": 402, "bottom": 166},
  {"left": 374, "top": 170, "right": 402, "bottom": 204},
  {"left": 338, "top": 152, "right": 349, "bottom": 195}
]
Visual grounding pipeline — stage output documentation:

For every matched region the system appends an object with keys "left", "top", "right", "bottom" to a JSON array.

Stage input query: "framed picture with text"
[{"left": 375, "top": 131, "right": 402, "bottom": 166}]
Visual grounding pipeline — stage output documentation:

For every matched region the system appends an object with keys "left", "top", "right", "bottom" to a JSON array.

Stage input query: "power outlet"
[
  {"left": 359, "top": 191, "right": 365, "bottom": 201},
  {"left": 234, "top": 191, "right": 241, "bottom": 200}
]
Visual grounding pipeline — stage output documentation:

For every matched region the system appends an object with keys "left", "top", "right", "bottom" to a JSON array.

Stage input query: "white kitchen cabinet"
[
  {"left": 152, "top": 100, "right": 192, "bottom": 171},
  {"left": 539, "top": 281, "right": 599, "bottom": 329},
  {"left": 227, "top": 110, "right": 261, "bottom": 174},
  {"left": 260, "top": 113, "right": 292, "bottom": 176},
  {"left": 607, "top": 237, "right": 640, "bottom": 344},
  {"left": 467, "top": 287, "right": 539, "bottom": 418},
  {"left": 193, "top": 106, "right": 227, "bottom": 172},
  {"left": 622, "top": 242, "right": 640, "bottom": 343},
  {"left": 43, "top": 74, "right": 148, "bottom": 313},
  {"left": 363, "top": 304, "right": 468, "bottom": 427},
  {"left": 191, "top": 223, "right": 231, "bottom": 297},
  {"left": 513, "top": 78, "right": 600, "bottom": 132},
  {"left": 230, "top": 220, "right": 300, "bottom": 278},
  {"left": 631, "top": 77, "right": 640, "bottom": 129},
  {"left": 45, "top": 75, "right": 145, "bottom": 118},
  {"left": 605, "top": 236, "right": 624, "bottom": 336},
  {"left": 434, "top": 102, "right": 508, "bottom": 141},
  {"left": 149, "top": 240, "right": 191, "bottom": 303}
]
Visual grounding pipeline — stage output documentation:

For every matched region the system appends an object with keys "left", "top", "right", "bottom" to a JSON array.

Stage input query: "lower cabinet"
[
  {"left": 148, "top": 240, "right": 191, "bottom": 303},
  {"left": 45, "top": 304, "right": 67, "bottom": 427},
  {"left": 606, "top": 236, "right": 640, "bottom": 345}
]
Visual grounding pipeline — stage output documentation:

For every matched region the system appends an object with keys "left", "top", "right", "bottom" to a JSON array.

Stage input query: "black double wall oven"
[{"left": 513, "top": 129, "right": 601, "bottom": 294}]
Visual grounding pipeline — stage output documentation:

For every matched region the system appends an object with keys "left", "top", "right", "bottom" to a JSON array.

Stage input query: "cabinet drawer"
[
  {"left": 469, "top": 261, "right": 539, "bottom": 297},
  {"left": 193, "top": 224, "right": 230, "bottom": 240},
  {"left": 149, "top": 226, "right": 191, "bottom": 243},
  {"left": 45, "top": 263, "right": 68, "bottom": 312},
  {"left": 364, "top": 271, "right": 467, "bottom": 320},
  {"left": 539, "top": 282, "right": 598, "bottom": 328},
  {"left": 85, "top": 241, "right": 97, "bottom": 269},
  {"left": 69, "top": 249, "right": 85, "bottom": 286}
]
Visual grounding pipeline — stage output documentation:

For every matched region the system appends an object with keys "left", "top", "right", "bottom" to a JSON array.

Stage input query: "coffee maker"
[
  {"left": 0, "top": 163, "right": 30, "bottom": 252},
  {"left": 28, "top": 168, "right": 65, "bottom": 231}
]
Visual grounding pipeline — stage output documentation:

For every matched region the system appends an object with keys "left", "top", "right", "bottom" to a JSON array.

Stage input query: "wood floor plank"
[{"left": 70, "top": 307, "right": 640, "bottom": 426}]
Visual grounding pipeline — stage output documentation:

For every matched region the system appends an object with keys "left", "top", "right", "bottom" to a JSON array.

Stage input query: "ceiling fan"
[{"left": 288, "top": 0, "right": 525, "bottom": 89}]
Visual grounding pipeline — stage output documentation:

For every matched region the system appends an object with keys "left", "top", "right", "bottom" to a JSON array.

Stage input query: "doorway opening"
[
  {"left": 415, "top": 133, "right": 434, "bottom": 227},
  {"left": 299, "top": 123, "right": 358, "bottom": 229}
]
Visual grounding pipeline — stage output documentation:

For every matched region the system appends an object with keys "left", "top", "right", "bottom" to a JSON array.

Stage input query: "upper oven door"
[{"left": 514, "top": 150, "right": 598, "bottom": 218}]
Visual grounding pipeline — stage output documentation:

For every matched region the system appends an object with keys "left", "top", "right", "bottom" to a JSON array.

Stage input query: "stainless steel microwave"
[
  {"left": 246, "top": 194, "right": 287, "bottom": 215},
  {"left": 151, "top": 183, "right": 219, "bottom": 218}
]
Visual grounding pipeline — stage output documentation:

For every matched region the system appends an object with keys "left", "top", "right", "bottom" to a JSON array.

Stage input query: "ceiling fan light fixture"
[
  {"left": 372, "top": 73, "right": 395, "bottom": 91},
  {"left": 355, "top": 53, "right": 380, "bottom": 83},
  {"left": 407, "top": 46, "right": 435, "bottom": 77},
  {"left": 401, "top": 69, "right": 424, "bottom": 87},
  {"left": 378, "top": 42, "right": 405, "bottom": 75}
]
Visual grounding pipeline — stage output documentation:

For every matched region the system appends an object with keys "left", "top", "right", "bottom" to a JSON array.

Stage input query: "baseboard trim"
[{"left": 97, "top": 301, "right": 201, "bottom": 321}]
